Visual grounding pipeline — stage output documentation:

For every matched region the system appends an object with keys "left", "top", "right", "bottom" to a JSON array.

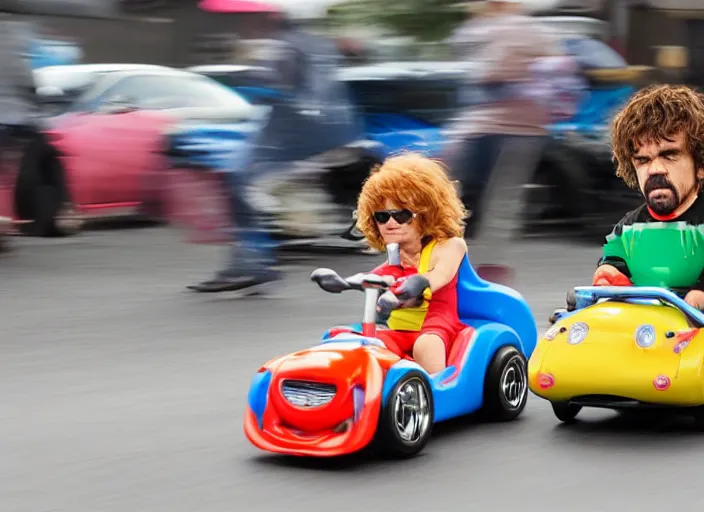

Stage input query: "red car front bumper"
[{"left": 244, "top": 357, "right": 386, "bottom": 457}]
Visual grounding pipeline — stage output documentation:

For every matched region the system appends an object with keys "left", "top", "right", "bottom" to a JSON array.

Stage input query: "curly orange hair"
[{"left": 356, "top": 153, "right": 468, "bottom": 251}]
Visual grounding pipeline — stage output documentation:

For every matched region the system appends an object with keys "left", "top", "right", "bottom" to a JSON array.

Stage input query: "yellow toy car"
[{"left": 528, "top": 286, "right": 704, "bottom": 426}]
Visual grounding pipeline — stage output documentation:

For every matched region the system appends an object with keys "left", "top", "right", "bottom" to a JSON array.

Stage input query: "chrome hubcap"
[
  {"left": 501, "top": 355, "right": 527, "bottom": 409},
  {"left": 393, "top": 377, "right": 431, "bottom": 443}
]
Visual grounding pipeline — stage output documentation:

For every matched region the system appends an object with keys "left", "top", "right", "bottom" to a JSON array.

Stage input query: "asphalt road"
[{"left": 2, "top": 227, "right": 703, "bottom": 512}]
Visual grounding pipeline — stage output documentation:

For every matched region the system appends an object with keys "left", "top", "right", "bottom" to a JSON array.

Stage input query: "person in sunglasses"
[{"left": 355, "top": 153, "right": 469, "bottom": 374}]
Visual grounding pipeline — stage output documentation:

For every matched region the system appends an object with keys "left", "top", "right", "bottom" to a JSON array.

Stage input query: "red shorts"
[
  {"left": 374, "top": 321, "right": 465, "bottom": 360},
  {"left": 370, "top": 261, "right": 466, "bottom": 360}
]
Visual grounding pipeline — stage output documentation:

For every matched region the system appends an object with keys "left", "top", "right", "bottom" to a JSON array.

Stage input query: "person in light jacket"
[{"left": 445, "top": 0, "right": 563, "bottom": 281}]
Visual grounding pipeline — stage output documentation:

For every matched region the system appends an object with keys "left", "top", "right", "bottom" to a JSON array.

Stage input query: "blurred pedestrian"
[
  {"left": 188, "top": 14, "right": 363, "bottom": 293},
  {"left": 0, "top": 14, "right": 40, "bottom": 240},
  {"left": 445, "top": 0, "right": 566, "bottom": 282},
  {"left": 0, "top": 15, "right": 39, "bottom": 156}
]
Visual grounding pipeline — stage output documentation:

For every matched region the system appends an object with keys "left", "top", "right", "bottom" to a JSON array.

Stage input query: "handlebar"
[
  {"left": 310, "top": 268, "right": 395, "bottom": 293},
  {"left": 310, "top": 241, "right": 402, "bottom": 294},
  {"left": 571, "top": 286, "right": 704, "bottom": 327},
  {"left": 309, "top": 243, "right": 403, "bottom": 333}
]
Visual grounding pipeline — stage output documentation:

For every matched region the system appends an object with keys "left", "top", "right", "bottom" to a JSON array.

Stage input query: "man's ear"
[{"left": 697, "top": 167, "right": 704, "bottom": 181}]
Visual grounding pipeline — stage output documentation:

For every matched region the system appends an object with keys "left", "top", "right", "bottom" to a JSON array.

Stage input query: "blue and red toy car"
[{"left": 244, "top": 244, "right": 538, "bottom": 458}]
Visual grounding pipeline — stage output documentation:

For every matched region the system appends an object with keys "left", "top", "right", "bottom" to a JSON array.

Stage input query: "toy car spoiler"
[{"left": 573, "top": 286, "right": 704, "bottom": 327}]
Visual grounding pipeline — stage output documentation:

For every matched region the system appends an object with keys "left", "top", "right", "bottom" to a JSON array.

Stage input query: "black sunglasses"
[{"left": 373, "top": 209, "right": 415, "bottom": 225}]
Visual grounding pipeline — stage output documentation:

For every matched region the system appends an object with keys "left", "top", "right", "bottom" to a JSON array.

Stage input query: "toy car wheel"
[
  {"left": 551, "top": 403, "right": 582, "bottom": 423},
  {"left": 374, "top": 370, "right": 434, "bottom": 459},
  {"left": 483, "top": 346, "right": 528, "bottom": 421}
]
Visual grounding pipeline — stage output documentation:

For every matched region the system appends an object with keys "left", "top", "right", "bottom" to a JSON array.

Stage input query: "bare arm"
[
  {"left": 424, "top": 237, "right": 468, "bottom": 292},
  {"left": 384, "top": 237, "right": 467, "bottom": 309}
]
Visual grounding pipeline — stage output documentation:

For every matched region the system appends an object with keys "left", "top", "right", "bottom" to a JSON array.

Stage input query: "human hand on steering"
[
  {"left": 566, "top": 288, "right": 576, "bottom": 311},
  {"left": 685, "top": 290, "right": 704, "bottom": 311},
  {"left": 390, "top": 274, "right": 430, "bottom": 302},
  {"left": 376, "top": 274, "right": 430, "bottom": 315},
  {"left": 377, "top": 290, "right": 400, "bottom": 316},
  {"left": 548, "top": 288, "right": 577, "bottom": 325},
  {"left": 593, "top": 264, "right": 632, "bottom": 287},
  {"left": 376, "top": 290, "right": 424, "bottom": 315}
]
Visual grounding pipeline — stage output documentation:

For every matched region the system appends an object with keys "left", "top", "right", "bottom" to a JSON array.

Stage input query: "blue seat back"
[{"left": 456, "top": 255, "right": 538, "bottom": 357}]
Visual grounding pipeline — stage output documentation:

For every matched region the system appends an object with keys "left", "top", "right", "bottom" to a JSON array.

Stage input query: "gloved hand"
[
  {"left": 548, "top": 288, "right": 576, "bottom": 325},
  {"left": 377, "top": 290, "right": 400, "bottom": 316},
  {"left": 391, "top": 274, "right": 430, "bottom": 302},
  {"left": 566, "top": 288, "right": 576, "bottom": 311}
]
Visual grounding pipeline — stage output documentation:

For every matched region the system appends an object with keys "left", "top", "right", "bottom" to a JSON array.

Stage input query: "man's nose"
[{"left": 648, "top": 158, "right": 668, "bottom": 175}]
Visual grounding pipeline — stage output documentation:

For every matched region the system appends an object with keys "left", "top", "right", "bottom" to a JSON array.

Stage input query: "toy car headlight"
[
  {"left": 635, "top": 324, "right": 656, "bottom": 348},
  {"left": 567, "top": 322, "right": 588, "bottom": 345}
]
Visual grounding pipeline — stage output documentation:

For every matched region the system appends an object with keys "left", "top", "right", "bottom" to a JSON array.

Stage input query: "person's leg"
[
  {"left": 227, "top": 161, "right": 278, "bottom": 255},
  {"left": 187, "top": 160, "right": 280, "bottom": 293},
  {"left": 412, "top": 333, "right": 447, "bottom": 374},
  {"left": 471, "top": 135, "right": 547, "bottom": 276},
  {"left": 443, "top": 133, "right": 504, "bottom": 234}
]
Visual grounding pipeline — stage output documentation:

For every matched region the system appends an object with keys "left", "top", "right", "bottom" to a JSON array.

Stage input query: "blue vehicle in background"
[
  {"left": 181, "top": 35, "right": 644, "bottom": 242},
  {"left": 549, "top": 37, "right": 637, "bottom": 135},
  {"left": 179, "top": 61, "right": 460, "bottom": 248},
  {"left": 187, "top": 62, "right": 457, "bottom": 162},
  {"left": 535, "top": 36, "right": 644, "bottom": 238},
  {"left": 30, "top": 38, "right": 82, "bottom": 69}
]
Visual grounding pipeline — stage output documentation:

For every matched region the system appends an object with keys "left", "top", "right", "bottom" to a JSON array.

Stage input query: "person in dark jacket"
[
  {"left": 188, "top": 15, "right": 363, "bottom": 294},
  {"left": 0, "top": 16, "right": 39, "bottom": 141},
  {"left": 0, "top": 15, "right": 40, "bottom": 236}
]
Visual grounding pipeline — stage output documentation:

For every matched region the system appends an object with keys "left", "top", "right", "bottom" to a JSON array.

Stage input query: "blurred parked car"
[
  {"left": 0, "top": 143, "right": 19, "bottom": 248},
  {"left": 189, "top": 56, "right": 641, "bottom": 241},
  {"left": 187, "top": 61, "right": 459, "bottom": 217},
  {"left": 30, "top": 38, "right": 83, "bottom": 69},
  {"left": 11, "top": 64, "right": 261, "bottom": 237},
  {"left": 529, "top": 35, "right": 647, "bottom": 238}
]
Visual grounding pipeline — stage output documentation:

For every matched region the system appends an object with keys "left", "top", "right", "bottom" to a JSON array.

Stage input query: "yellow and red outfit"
[{"left": 371, "top": 239, "right": 467, "bottom": 359}]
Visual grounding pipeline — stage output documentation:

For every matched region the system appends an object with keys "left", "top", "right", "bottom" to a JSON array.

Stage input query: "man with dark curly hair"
[{"left": 593, "top": 84, "right": 704, "bottom": 309}]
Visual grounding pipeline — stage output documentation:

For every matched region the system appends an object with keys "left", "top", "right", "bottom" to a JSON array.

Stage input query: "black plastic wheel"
[
  {"left": 483, "top": 346, "right": 529, "bottom": 421},
  {"left": 552, "top": 402, "right": 582, "bottom": 423},
  {"left": 373, "top": 370, "right": 434, "bottom": 459}
]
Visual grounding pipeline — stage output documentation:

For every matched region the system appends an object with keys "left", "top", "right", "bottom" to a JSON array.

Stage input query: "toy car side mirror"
[
  {"left": 311, "top": 268, "right": 351, "bottom": 293},
  {"left": 566, "top": 288, "right": 577, "bottom": 311}
]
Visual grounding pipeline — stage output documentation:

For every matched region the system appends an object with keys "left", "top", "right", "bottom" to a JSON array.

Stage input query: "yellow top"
[{"left": 386, "top": 239, "right": 437, "bottom": 332}]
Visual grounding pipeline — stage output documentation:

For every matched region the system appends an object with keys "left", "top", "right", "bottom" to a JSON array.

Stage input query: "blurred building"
[
  {"left": 1, "top": 0, "right": 283, "bottom": 67},
  {"left": 624, "top": 1, "right": 704, "bottom": 87},
  {"left": 4, "top": 0, "right": 704, "bottom": 86},
  {"left": 458, "top": 0, "right": 704, "bottom": 86}
]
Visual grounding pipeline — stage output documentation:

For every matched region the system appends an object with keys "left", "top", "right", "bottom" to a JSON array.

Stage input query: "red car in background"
[
  {"left": 12, "top": 64, "right": 259, "bottom": 237},
  {"left": 0, "top": 141, "right": 20, "bottom": 246}
]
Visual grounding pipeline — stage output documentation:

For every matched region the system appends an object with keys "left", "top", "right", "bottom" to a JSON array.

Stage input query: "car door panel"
[
  {"left": 97, "top": 109, "right": 173, "bottom": 204},
  {"left": 44, "top": 113, "right": 118, "bottom": 207},
  {"left": 88, "top": 75, "right": 183, "bottom": 205}
]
